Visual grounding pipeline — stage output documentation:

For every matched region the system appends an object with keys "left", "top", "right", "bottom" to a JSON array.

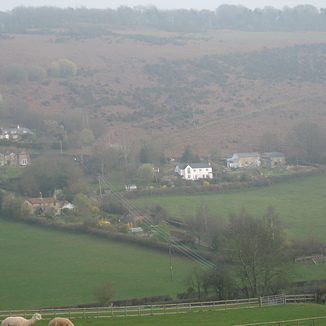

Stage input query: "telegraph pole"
[{"left": 169, "top": 241, "right": 173, "bottom": 282}]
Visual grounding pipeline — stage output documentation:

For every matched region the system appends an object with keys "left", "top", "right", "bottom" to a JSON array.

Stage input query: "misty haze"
[{"left": 0, "top": 4, "right": 325, "bottom": 323}]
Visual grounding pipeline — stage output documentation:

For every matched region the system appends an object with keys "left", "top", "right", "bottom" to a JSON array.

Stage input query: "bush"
[
  {"left": 3, "top": 63, "right": 27, "bottom": 83},
  {"left": 316, "top": 284, "right": 326, "bottom": 303},
  {"left": 28, "top": 65, "right": 47, "bottom": 81}
]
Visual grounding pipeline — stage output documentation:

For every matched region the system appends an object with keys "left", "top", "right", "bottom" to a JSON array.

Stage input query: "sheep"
[
  {"left": 48, "top": 318, "right": 74, "bottom": 326},
  {"left": 1, "top": 313, "right": 42, "bottom": 326}
]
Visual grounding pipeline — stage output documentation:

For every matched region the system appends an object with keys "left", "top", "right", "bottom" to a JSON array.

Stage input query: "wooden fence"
[{"left": 0, "top": 294, "right": 316, "bottom": 320}]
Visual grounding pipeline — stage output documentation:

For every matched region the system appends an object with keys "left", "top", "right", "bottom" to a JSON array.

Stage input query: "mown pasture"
[
  {"left": 132, "top": 173, "right": 326, "bottom": 240},
  {"left": 8, "top": 304, "right": 326, "bottom": 326},
  {"left": 0, "top": 218, "right": 325, "bottom": 312},
  {"left": 0, "top": 219, "right": 196, "bottom": 310}
]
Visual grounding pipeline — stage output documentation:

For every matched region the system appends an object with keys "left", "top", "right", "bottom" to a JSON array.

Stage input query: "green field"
[
  {"left": 8, "top": 304, "right": 326, "bottom": 326},
  {"left": 132, "top": 173, "right": 326, "bottom": 240},
  {"left": 0, "top": 219, "right": 196, "bottom": 310},
  {"left": 1, "top": 173, "right": 326, "bottom": 311},
  {"left": 1, "top": 217, "right": 325, "bottom": 312}
]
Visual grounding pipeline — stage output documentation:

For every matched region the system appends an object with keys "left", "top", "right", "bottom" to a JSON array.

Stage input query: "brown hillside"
[{"left": 1, "top": 29, "right": 325, "bottom": 158}]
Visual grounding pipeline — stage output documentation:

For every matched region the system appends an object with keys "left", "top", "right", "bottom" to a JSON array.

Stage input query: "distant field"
[
  {"left": 12, "top": 304, "right": 326, "bottom": 326},
  {"left": 1, "top": 174, "right": 326, "bottom": 310},
  {"left": 132, "top": 173, "right": 326, "bottom": 240},
  {"left": 0, "top": 219, "right": 196, "bottom": 310}
]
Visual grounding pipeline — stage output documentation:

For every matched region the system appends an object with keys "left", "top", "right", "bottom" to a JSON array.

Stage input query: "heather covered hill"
[{"left": 1, "top": 23, "right": 326, "bottom": 157}]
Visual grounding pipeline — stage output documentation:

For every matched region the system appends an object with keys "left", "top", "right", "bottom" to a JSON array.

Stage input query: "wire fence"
[
  {"left": 235, "top": 316, "right": 326, "bottom": 326},
  {"left": 0, "top": 294, "right": 315, "bottom": 320}
]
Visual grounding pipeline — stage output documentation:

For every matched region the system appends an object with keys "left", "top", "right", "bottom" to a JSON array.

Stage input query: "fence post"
[
  {"left": 138, "top": 306, "right": 140, "bottom": 316},
  {"left": 97, "top": 307, "right": 99, "bottom": 318},
  {"left": 259, "top": 297, "right": 262, "bottom": 307},
  {"left": 125, "top": 306, "right": 127, "bottom": 317},
  {"left": 83, "top": 308, "right": 85, "bottom": 318},
  {"left": 151, "top": 305, "right": 153, "bottom": 315},
  {"left": 111, "top": 305, "right": 113, "bottom": 317}
]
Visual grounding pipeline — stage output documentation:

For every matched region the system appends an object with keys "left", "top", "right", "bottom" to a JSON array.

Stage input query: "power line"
[{"left": 79, "top": 157, "right": 215, "bottom": 269}]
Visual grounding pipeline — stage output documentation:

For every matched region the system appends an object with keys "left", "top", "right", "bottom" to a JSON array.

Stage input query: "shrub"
[
  {"left": 3, "top": 63, "right": 27, "bottom": 83},
  {"left": 28, "top": 65, "right": 47, "bottom": 81}
]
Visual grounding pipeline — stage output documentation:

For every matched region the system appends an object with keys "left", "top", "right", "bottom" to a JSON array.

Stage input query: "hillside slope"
[{"left": 1, "top": 29, "right": 326, "bottom": 157}]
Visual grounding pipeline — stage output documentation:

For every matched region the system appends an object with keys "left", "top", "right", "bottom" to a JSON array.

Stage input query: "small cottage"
[
  {"left": 226, "top": 152, "right": 261, "bottom": 169},
  {"left": 22, "top": 193, "right": 67, "bottom": 216},
  {"left": 261, "top": 152, "right": 286, "bottom": 168}
]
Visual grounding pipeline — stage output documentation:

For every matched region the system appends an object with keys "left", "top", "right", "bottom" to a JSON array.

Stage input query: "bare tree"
[
  {"left": 203, "top": 266, "right": 234, "bottom": 300},
  {"left": 93, "top": 280, "right": 115, "bottom": 306},
  {"left": 224, "top": 207, "right": 291, "bottom": 297},
  {"left": 288, "top": 121, "right": 326, "bottom": 164},
  {"left": 184, "top": 266, "right": 207, "bottom": 301}
]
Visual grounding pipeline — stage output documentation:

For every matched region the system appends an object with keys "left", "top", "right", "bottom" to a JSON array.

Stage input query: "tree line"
[{"left": 0, "top": 5, "right": 326, "bottom": 34}]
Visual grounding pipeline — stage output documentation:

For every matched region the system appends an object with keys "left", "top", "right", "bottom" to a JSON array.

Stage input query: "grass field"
[
  {"left": 8, "top": 304, "right": 326, "bottom": 326},
  {"left": 132, "top": 173, "right": 326, "bottom": 240},
  {"left": 1, "top": 174, "right": 326, "bottom": 311},
  {"left": 0, "top": 219, "right": 196, "bottom": 310},
  {"left": 1, "top": 217, "right": 325, "bottom": 312}
]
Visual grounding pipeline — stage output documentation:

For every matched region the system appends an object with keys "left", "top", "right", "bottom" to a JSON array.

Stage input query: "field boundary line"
[{"left": 0, "top": 294, "right": 315, "bottom": 320}]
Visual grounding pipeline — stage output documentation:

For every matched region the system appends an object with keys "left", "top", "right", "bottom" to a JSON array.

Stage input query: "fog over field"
[{"left": 0, "top": 0, "right": 325, "bottom": 11}]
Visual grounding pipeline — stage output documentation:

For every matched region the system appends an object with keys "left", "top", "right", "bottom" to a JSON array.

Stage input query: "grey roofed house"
[
  {"left": 226, "top": 152, "right": 261, "bottom": 169},
  {"left": 261, "top": 152, "right": 286, "bottom": 168}
]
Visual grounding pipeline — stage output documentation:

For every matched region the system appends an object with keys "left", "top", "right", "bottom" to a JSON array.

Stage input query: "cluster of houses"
[
  {"left": 226, "top": 152, "right": 285, "bottom": 169},
  {"left": 0, "top": 125, "right": 32, "bottom": 140},
  {"left": 174, "top": 152, "right": 285, "bottom": 181},
  {"left": 0, "top": 125, "right": 32, "bottom": 167}
]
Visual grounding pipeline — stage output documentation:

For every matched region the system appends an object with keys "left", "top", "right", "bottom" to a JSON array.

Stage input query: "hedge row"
[{"left": 124, "top": 169, "right": 322, "bottom": 199}]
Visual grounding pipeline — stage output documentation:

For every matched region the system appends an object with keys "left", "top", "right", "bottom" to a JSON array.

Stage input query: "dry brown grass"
[{"left": 1, "top": 29, "right": 326, "bottom": 157}]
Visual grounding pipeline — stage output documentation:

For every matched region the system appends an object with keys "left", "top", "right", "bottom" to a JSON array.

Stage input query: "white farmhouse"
[{"left": 174, "top": 163, "right": 213, "bottom": 180}]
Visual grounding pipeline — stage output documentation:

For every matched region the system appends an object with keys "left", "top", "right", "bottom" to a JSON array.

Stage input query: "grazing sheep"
[
  {"left": 1, "top": 313, "right": 42, "bottom": 326},
  {"left": 48, "top": 318, "right": 74, "bottom": 326}
]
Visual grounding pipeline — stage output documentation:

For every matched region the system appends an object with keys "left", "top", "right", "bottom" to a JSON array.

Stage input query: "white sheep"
[
  {"left": 1, "top": 313, "right": 42, "bottom": 326},
  {"left": 48, "top": 318, "right": 74, "bottom": 326}
]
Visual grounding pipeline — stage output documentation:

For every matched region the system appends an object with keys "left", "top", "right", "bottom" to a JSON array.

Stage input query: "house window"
[
  {"left": 21, "top": 159, "right": 27, "bottom": 165},
  {"left": 187, "top": 168, "right": 191, "bottom": 173},
  {"left": 199, "top": 169, "right": 202, "bottom": 171}
]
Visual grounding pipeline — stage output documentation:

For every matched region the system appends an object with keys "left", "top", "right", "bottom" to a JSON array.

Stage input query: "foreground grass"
[
  {"left": 0, "top": 218, "right": 196, "bottom": 310},
  {"left": 30, "top": 304, "right": 326, "bottom": 326},
  {"left": 132, "top": 173, "right": 326, "bottom": 240}
]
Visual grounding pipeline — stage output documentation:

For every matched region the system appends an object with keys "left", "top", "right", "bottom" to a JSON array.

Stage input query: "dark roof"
[{"left": 26, "top": 197, "right": 62, "bottom": 205}]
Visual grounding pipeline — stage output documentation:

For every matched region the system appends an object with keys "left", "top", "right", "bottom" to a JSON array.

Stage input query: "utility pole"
[
  {"left": 169, "top": 241, "right": 173, "bottom": 282},
  {"left": 98, "top": 176, "right": 102, "bottom": 198}
]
